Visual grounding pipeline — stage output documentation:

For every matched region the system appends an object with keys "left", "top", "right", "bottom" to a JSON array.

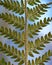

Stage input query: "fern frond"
[
  {"left": 0, "top": 0, "right": 52, "bottom": 65},
  {"left": 35, "top": 50, "right": 52, "bottom": 65},
  {"left": 28, "top": 41, "right": 39, "bottom": 57},
  {"left": 35, "top": 32, "right": 52, "bottom": 51},
  {"left": 0, "top": 58, "right": 7, "bottom": 65},
  {"left": 0, "top": 58, "right": 14, "bottom": 65},
  {"left": 28, "top": 17, "right": 52, "bottom": 38},
  {"left": 0, "top": 42, "right": 25, "bottom": 63},
  {"left": 18, "top": 60, "right": 24, "bottom": 65},
  {"left": 28, "top": 32, "right": 52, "bottom": 56},
  {"left": 19, "top": 0, "right": 25, "bottom": 15},
  {"left": 46, "top": 2, "right": 52, "bottom": 5},
  {"left": 27, "top": 0, "right": 41, "bottom": 6},
  {"left": 28, "top": 50, "right": 52, "bottom": 65},
  {"left": 0, "top": 27, "right": 24, "bottom": 47},
  {"left": 0, "top": 0, "right": 24, "bottom": 15},
  {"left": 0, "top": 13, "right": 24, "bottom": 30},
  {"left": 35, "top": 32, "right": 52, "bottom": 50},
  {"left": 34, "top": 32, "right": 52, "bottom": 50},
  {"left": 27, "top": 3, "right": 51, "bottom": 21}
]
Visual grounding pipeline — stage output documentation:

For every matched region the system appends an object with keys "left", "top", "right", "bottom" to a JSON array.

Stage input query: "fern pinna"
[{"left": 0, "top": 0, "right": 52, "bottom": 65}]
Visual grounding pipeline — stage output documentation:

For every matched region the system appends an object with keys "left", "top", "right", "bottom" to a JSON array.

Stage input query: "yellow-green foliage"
[
  {"left": 0, "top": 58, "right": 13, "bottom": 65},
  {"left": 0, "top": 0, "right": 52, "bottom": 65}
]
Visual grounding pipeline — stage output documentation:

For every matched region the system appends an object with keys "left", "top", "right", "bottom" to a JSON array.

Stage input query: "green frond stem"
[
  {"left": 28, "top": 50, "right": 52, "bottom": 65},
  {"left": 27, "top": 3, "right": 51, "bottom": 21},
  {"left": 24, "top": 0, "right": 28, "bottom": 65},
  {"left": 0, "top": 13, "right": 25, "bottom": 30},
  {"left": 28, "top": 17, "right": 52, "bottom": 38},
  {"left": 0, "top": 0, "right": 25, "bottom": 15},
  {"left": 28, "top": 32, "right": 52, "bottom": 55},
  {"left": 0, "top": 58, "right": 14, "bottom": 65},
  {"left": 0, "top": 27, "right": 24, "bottom": 47},
  {"left": 0, "top": 42, "right": 25, "bottom": 63}
]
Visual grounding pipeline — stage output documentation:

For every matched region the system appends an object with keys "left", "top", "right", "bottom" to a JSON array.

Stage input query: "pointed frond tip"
[
  {"left": 27, "top": 0, "right": 52, "bottom": 6},
  {"left": 0, "top": 27, "right": 24, "bottom": 47},
  {"left": 0, "top": 0, "right": 25, "bottom": 15},
  {"left": 47, "top": 2, "right": 52, "bottom": 5},
  {"left": 27, "top": 0, "right": 41, "bottom": 6},
  {"left": 0, "top": 42, "right": 25, "bottom": 63},
  {"left": 28, "top": 17, "right": 52, "bottom": 38},
  {"left": 27, "top": 3, "right": 52, "bottom": 21},
  {"left": 0, "top": 58, "right": 14, "bottom": 65},
  {"left": 0, "top": 13, "right": 24, "bottom": 30},
  {"left": 28, "top": 50, "right": 52, "bottom": 65}
]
